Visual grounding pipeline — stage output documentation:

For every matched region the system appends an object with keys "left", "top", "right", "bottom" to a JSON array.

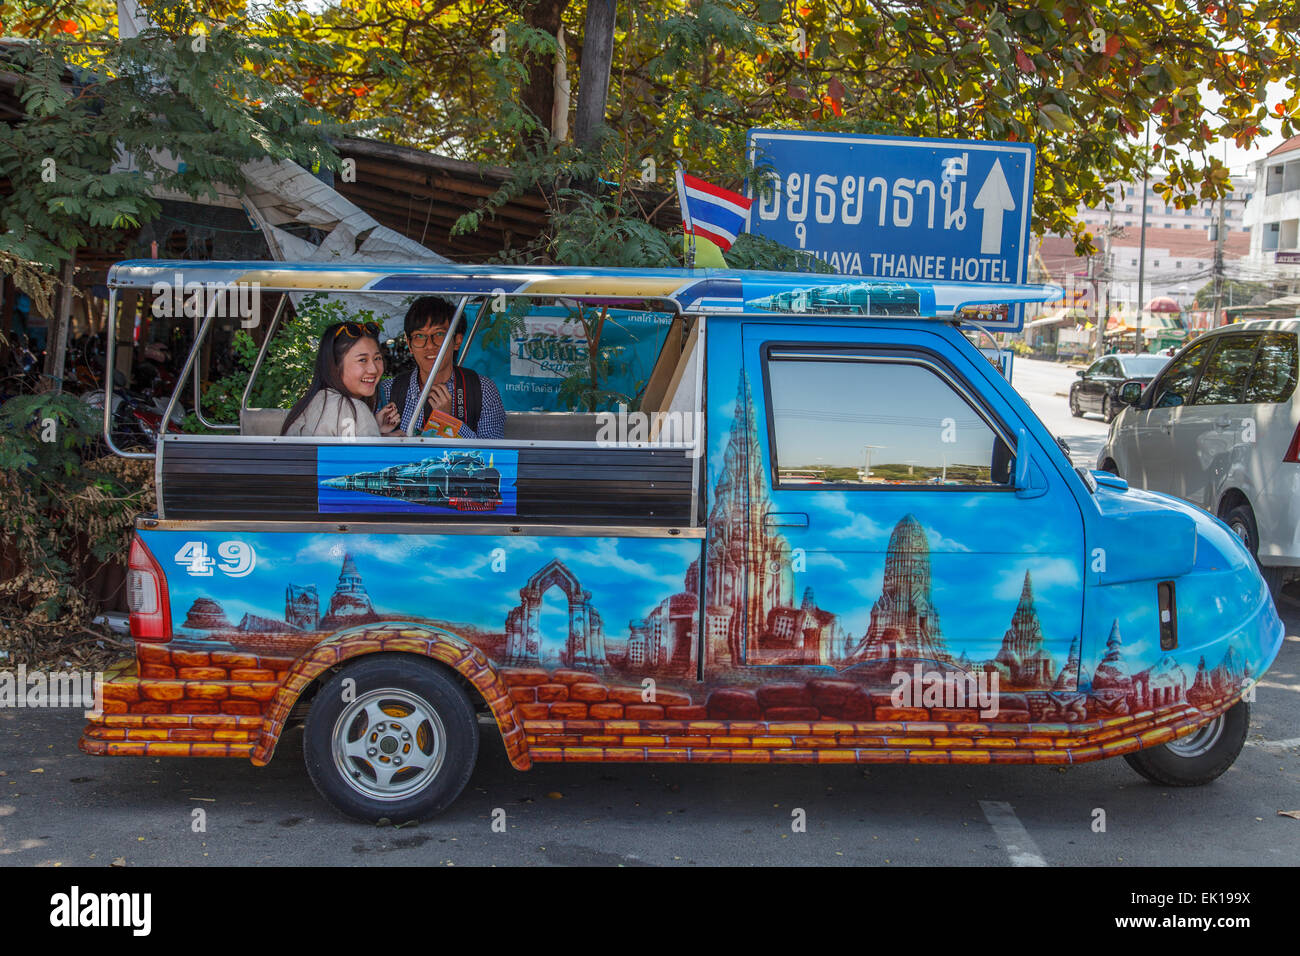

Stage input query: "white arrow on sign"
[{"left": 972, "top": 158, "right": 1016, "bottom": 255}]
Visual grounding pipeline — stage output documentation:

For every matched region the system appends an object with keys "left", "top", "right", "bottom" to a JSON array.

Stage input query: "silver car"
[{"left": 1099, "top": 319, "right": 1300, "bottom": 593}]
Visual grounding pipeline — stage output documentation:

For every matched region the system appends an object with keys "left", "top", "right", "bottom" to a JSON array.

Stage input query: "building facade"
[
  {"left": 1243, "top": 135, "right": 1300, "bottom": 288},
  {"left": 1037, "top": 174, "right": 1254, "bottom": 319}
]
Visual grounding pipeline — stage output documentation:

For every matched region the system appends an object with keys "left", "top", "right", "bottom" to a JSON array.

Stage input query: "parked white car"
[{"left": 1099, "top": 319, "right": 1300, "bottom": 592}]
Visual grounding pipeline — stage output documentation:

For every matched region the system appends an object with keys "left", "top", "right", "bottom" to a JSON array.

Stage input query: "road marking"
[
  {"left": 979, "top": 800, "right": 1048, "bottom": 867},
  {"left": 1247, "top": 737, "right": 1300, "bottom": 751}
]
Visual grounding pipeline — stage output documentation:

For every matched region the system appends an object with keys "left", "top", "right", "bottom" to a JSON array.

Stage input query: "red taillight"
[
  {"left": 127, "top": 535, "right": 172, "bottom": 641},
  {"left": 1285, "top": 421, "right": 1300, "bottom": 464}
]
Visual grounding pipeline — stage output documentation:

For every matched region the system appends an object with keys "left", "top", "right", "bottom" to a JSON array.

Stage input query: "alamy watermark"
[
  {"left": 890, "top": 662, "right": 1000, "bottom": 718},
  {"left": 151, "top": 272, "right": 261, "bottom": 328},
  {"left": 0, "top": 664, "right": 103, "bottom": 717},
  {"left": 50, "top": 886, "right": 150, "bottom": 936},
  {"left": 595, "top": 404, "right": 704, "bottom": 458}
]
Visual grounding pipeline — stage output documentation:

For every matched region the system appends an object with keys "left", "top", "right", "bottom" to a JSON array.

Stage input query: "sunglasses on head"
[{"left": 336, "top": 321, "right": 382, "bottom": 340}]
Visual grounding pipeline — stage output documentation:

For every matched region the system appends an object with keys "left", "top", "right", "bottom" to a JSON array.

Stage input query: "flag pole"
[{"left": 675, "top": 164, "right": 696, "bottom": 270}]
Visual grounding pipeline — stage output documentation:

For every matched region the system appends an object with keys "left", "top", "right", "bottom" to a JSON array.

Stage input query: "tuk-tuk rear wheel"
[
  {"left": 303, "top": 654, "right": 479, "bottom": 821},
  {"left": 1123, "top": 701, "right": 1249, "bottom": 787}
]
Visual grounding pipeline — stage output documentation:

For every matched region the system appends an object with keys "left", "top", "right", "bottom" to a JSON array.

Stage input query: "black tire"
[
  {"left": 1123, "top": 701, "right": 1249, "bottom": 786},
  {"left": 1224, "top": 502, "right": 1288, "bottom": 597},
  {"left": 1099, "top": 459, "right": 1119, "bottom": 478},
  {"left": 1102, "top": 393, "right": 1116, "bottom": 423},
  {"left": 1224, "top": 503, "right": 1260, "bottom": 556},
  {"left": 1069, "top": 389, "right": 1083, "bottom": 417},
  {"left": 304, "top": 654, "right": 479, "bottom": 822}
]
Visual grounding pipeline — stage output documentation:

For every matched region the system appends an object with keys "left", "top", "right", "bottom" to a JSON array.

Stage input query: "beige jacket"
[{"left": 284, "top": 389, "right": 381, "bottom": 437}]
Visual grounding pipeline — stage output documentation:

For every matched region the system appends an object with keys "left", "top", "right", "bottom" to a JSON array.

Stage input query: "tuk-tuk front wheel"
[
  {"left": 1123, "top": 701, "right": 1249, "bottom": 786},
  {"left": 304, "top": 655, "right": 479, "bottom": 821}
]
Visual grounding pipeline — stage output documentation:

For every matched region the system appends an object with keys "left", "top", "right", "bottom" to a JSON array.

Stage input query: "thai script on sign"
[{"left": 757, "top": 153, "right": 972, "bottom": 244}]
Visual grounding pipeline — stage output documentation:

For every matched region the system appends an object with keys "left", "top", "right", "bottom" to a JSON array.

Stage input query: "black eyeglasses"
[
  {"left": 336, "top": 321, "right": 382, "bottom": 340},
  {"left": 408, "top": 329, "right": 451, "bottom": 347}
]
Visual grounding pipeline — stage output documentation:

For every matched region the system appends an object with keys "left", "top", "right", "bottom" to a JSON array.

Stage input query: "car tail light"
[
  {"left": 1284, "top": 421, "right": 1300, "bottom": 463},
  {"left": 127, "top": 535, "right": 172, "bottom": 641}
]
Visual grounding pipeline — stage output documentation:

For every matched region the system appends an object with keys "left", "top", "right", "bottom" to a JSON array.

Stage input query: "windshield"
[{"left": 1120, "top": 355, "right": 1170, "bottom": 377}]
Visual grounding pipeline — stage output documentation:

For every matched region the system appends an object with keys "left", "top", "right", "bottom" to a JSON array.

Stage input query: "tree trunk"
[
  {"left": 573, "top": 0, "right": 617, "bottom": 155},
  {"left": 117, "top": 290, "right": 138, "bottom": 387},
  {"left": 521, "top": 0, "right": 572, "bottom": 147},
  {"left": 42, "top": 258, "right": 75, "bottom": 394}
]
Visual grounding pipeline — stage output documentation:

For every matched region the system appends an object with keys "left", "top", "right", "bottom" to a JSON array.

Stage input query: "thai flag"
[{"left": 675, "top": 170, "right": 753, "bottom": 252}]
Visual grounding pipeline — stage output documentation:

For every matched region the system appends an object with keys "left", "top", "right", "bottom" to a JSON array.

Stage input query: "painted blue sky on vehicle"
[
  {"left": 706, "top": 316, "right": 1084, "bottom": 668},
  {"left": 780, "top": 493, "right": 1084, "bottom": 664},
  {"left": 147, "top": 530, "right": 699, "bottom": 649}
]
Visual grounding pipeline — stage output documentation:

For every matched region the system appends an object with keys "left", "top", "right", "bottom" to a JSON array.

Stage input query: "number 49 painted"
[{"left": 175, "top": 540, "right": 256, "bottom": 577}]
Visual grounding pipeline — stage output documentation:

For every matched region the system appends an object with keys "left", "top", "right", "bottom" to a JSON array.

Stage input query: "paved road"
[
  {"left": 1010, "top": 356, "right": 1112, "bottom": 469},
  {"left": 2, "top": 601, "right": 1297, "bottom": 867}
]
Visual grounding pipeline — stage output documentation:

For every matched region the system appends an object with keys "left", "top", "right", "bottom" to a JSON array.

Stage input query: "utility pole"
[
  {"left": 1211, "top": 192, "right": 1227, "bottom": 328},
  {"left": 1135, "top": 123, "right": 1151, "bottom": 354},
  {"left": 1096, "top": 202, "right": 1117, "bottom": 361},
  {"left": 1084, "top": 253, "right": 1096, "bottom": 361}
]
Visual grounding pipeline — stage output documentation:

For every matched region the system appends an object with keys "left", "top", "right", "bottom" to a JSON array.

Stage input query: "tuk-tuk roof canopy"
[{"left": 107, "top": 260, "right": 1061, "bottom": 321}]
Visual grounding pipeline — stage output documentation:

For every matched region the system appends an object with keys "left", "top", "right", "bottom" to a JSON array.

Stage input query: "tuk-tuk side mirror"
[
  {"left": 1013, "top": 428, "right": 1047, "bottom": 498},
  {"left": 1117, "top": 380, "right": 1144, "bottom": 406}
]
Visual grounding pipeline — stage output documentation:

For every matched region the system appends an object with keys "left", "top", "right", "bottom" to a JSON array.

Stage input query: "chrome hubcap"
[
  {"left": 1167, "top": 715, "right": 1225, "bottom": 758},
  {"left": 1230, "top": 521, "right": 1250, "bottom": 546},
  {"left": 332, "top": 688, "right": 446, "bottom": 801}
]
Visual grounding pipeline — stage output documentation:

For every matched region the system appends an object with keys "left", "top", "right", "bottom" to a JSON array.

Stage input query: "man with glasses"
[{"left": 376, "top": 296, "right": 506, "bottom": 438}]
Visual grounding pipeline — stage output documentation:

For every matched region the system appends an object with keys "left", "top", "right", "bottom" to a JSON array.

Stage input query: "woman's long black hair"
[{"left": 280, "top": 323, "right": 380, "bottom": 435}]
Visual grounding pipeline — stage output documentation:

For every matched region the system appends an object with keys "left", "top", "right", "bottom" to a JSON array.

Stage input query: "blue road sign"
[{"left": 746, "top": 130, "right": 1036, "bottom": 328}]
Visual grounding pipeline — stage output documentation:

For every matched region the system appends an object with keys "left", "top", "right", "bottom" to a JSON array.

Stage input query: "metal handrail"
[
  {"left": 158, "top": 293, "right": 223, "bottom": 450},
  {"left": 192, "top": 308, "right": 238, "bottom": 431},
  {"left": 239, "top": 295, "right": 288, "bottom": 418},
  {"left": 456, "top": 298, "right": 487, "bottom": 365},
  {"left": 101, "top": 289, "right": 152, "bottom": 460},
  {"left": 965, "top": 319, "right": 1006, "bottom": 380},
  {"left": 404, "top": 296, "right": 468, "bottom": 437}
]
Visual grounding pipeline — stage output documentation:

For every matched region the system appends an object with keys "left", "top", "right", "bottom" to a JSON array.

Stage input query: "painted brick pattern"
[
  {"left": 82, "top": 625, "right": 529, "bottom": 770},
  {"left": 84, "top": 642, "right": 1244, "bottom": 771},
  {"left": 248, "top": 624, "right": 529, "bottom": 770},
  {"left": 522, "top": 697, "right": 1239, "bottom": 764},
  {"left": 96, "top": 643, "right": 293, "bottom": 720}
]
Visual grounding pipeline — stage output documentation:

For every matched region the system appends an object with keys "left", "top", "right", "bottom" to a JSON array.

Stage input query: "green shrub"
[{"left": 0, "top": 392, "right": 153, "bottom": 659}]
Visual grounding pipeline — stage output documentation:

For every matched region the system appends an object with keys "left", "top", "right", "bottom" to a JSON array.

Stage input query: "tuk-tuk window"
[
  {"left": 234, "top": 293, "right": 689, "bottom": 442},
  {"left": 766, "top": 354, "right": 1013, "bottom": 488},
  {"left": 460, "top": 299, "right": 679, "bottom": 414}
]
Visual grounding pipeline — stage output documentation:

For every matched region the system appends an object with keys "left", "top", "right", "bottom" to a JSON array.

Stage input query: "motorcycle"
[
  {"left": 0, "top": 333, "right": 44, "bottom": 402},
  {"left": 81, "top": 370, "right": 185, "bottom": 453}
]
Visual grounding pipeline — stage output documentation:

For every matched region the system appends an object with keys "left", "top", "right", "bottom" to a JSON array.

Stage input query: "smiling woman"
[{"left": 281, "top": 322, "right": 399, "bottom": 437}]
